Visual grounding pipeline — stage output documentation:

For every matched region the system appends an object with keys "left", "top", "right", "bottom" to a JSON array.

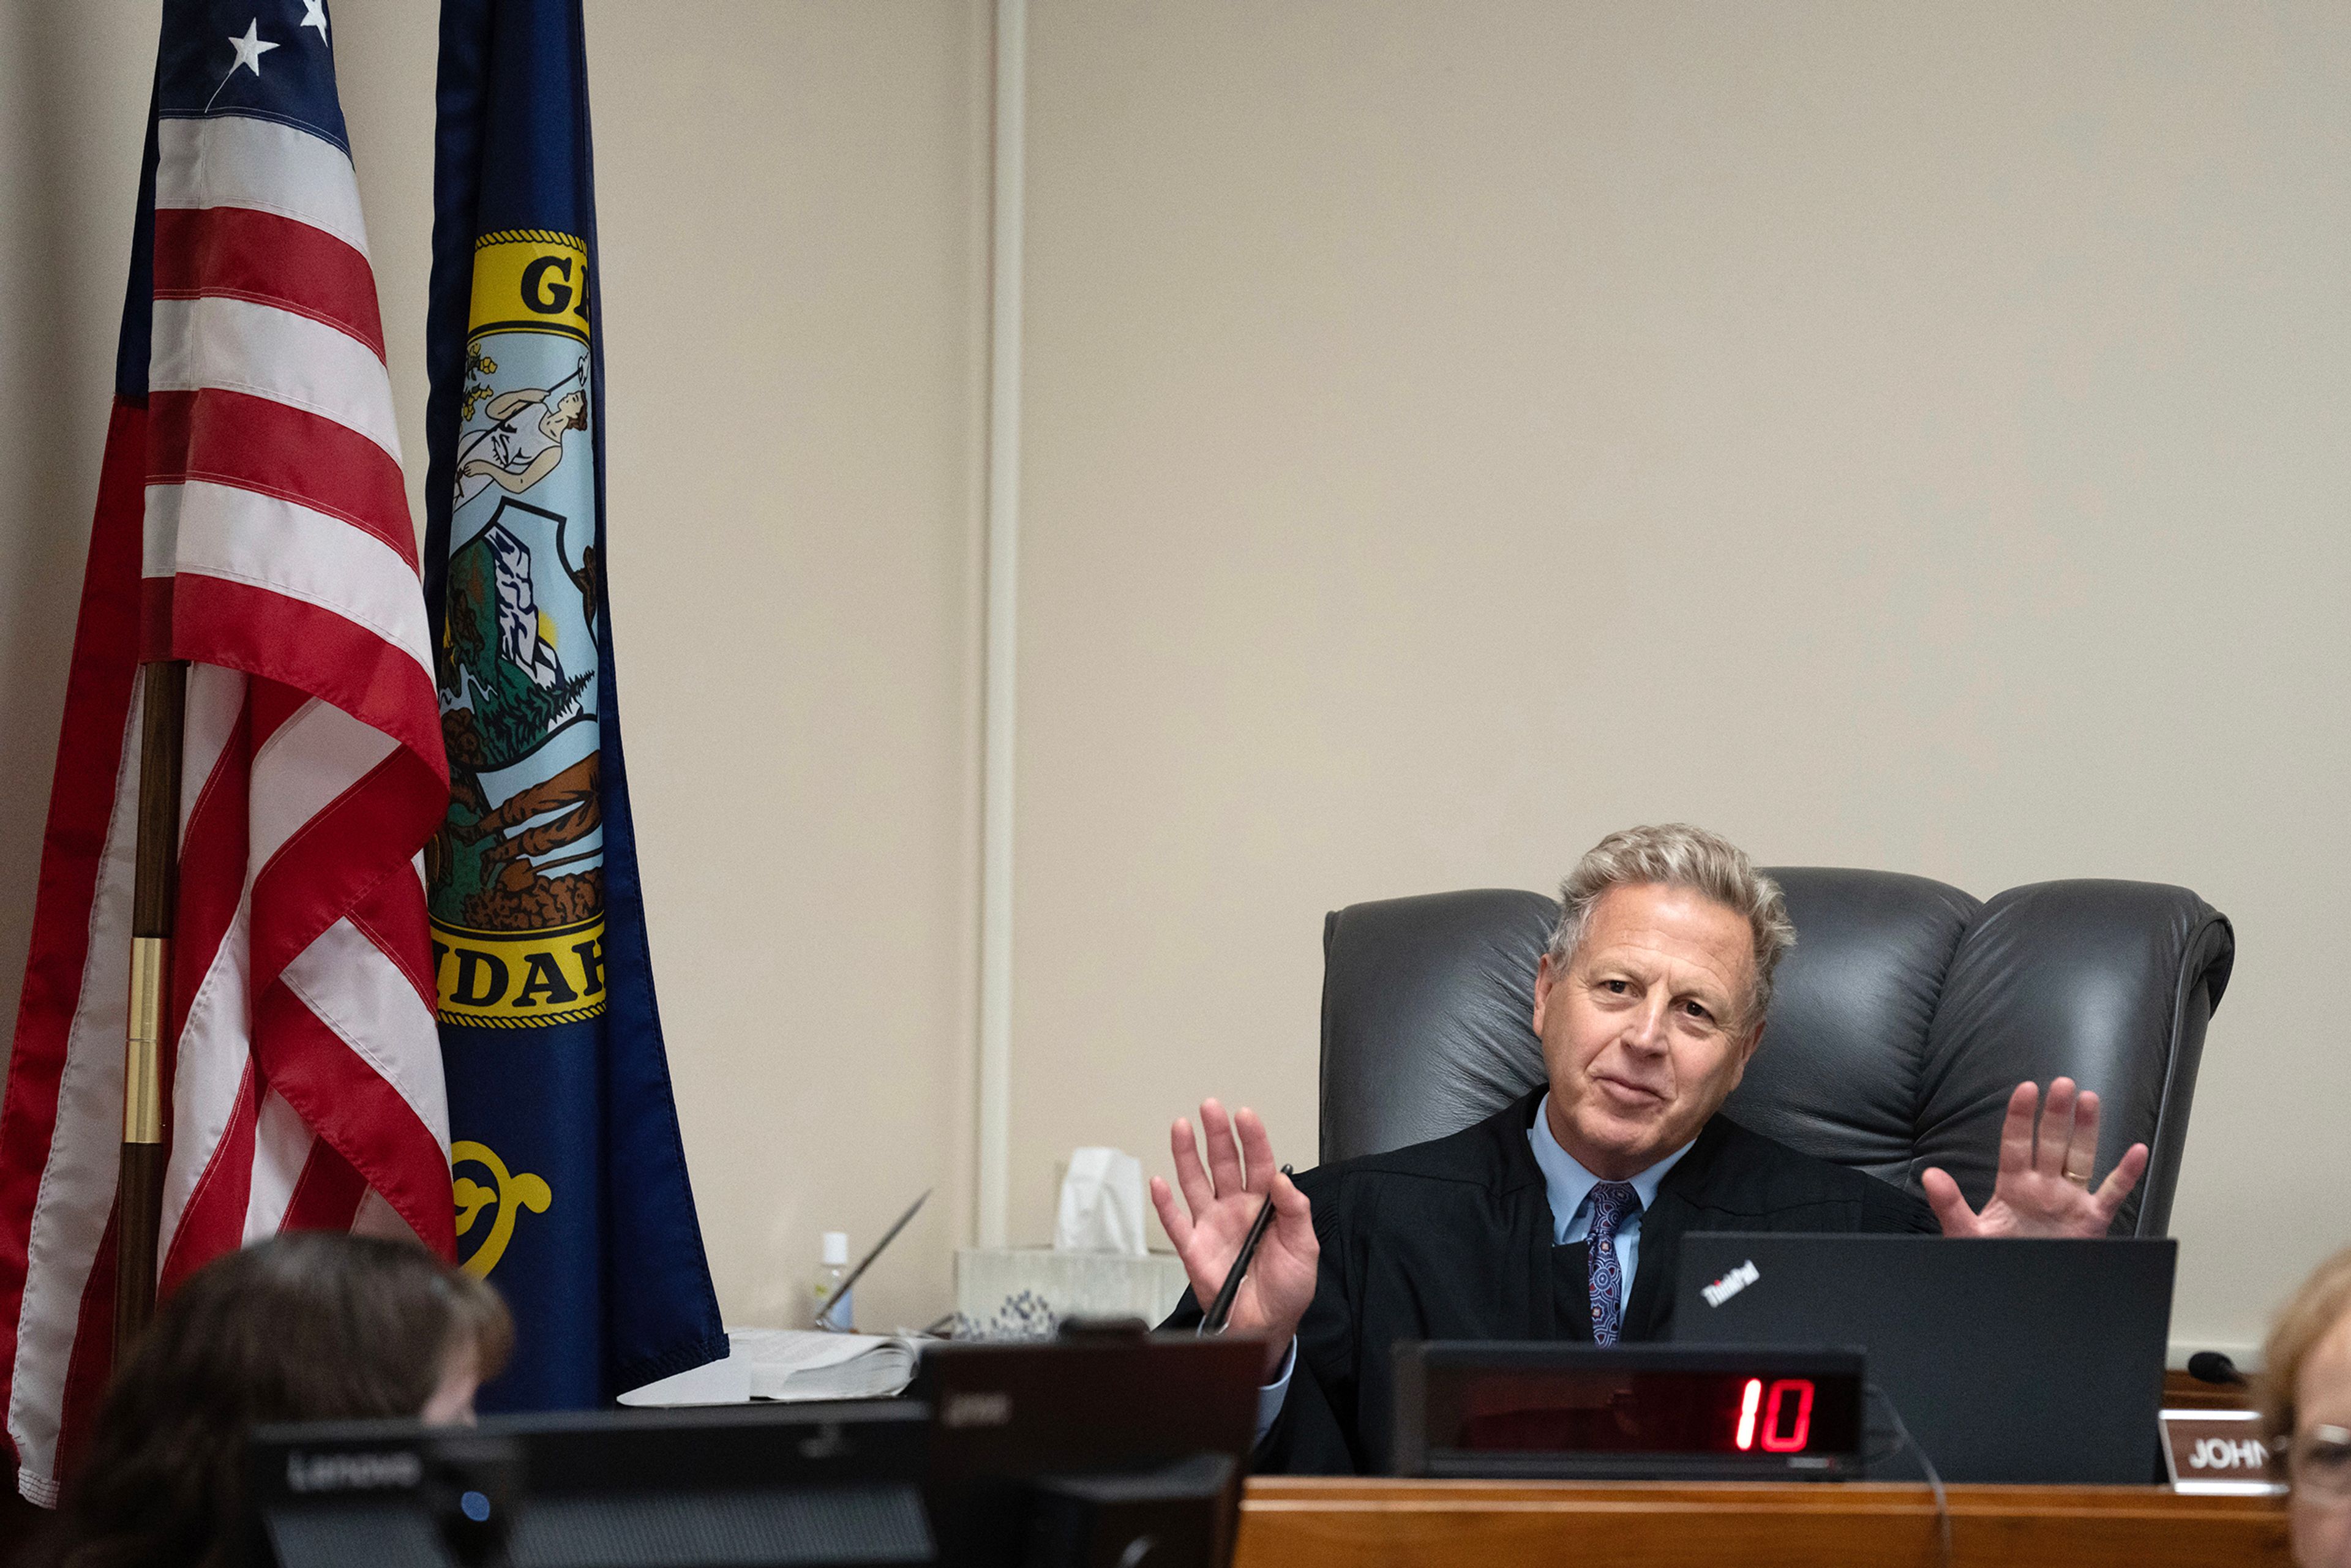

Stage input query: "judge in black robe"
[
  {"left": 1170, "top": 1086, "right": 1935, "bottom": 1474},
  {"left": 1151, "top": 827, "right": 2152, "bottom": 1479}
]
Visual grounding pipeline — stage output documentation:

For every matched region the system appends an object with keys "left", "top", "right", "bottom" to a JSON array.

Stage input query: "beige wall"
[
  {"left": 1010, "top": 0, "right": 2351, "bottom": 1356},
  {"left": 579, "top": 1, "right": 987, "bottom": 1334},
  {"left": 2, "top": 0, "right": 2345, "bottom": 1362}
]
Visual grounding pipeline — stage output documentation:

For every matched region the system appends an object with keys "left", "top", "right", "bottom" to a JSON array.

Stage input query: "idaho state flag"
[{"left": 422, "top": 0, "right": 725, "bottom": 1408}]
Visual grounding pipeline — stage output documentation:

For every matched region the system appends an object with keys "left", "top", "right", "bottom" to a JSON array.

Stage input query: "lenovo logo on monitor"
[{"left": 283, "top": 1449, "right": 422, "bottom": 1495}]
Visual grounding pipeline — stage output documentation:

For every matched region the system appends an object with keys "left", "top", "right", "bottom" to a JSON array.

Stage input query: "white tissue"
[{"left": 1053, "top": 1146, "right": 1148, "bottom": 1255}]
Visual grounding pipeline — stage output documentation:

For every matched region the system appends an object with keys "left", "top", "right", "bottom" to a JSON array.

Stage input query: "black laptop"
[{"left": 1669, "top": 1233, "right": 2175, "bottom": 1484}]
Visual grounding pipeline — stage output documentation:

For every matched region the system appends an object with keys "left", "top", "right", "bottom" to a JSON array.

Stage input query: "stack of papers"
[
  {"left": 617, "top": 1327, "right": 924, "bottom": 1407},
  {"left": 742, "top": 1328, "right": 920, "bottom": 1401}
]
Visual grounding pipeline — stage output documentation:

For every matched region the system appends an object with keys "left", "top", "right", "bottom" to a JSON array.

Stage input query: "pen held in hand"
[{"left": 1198, "top": 1163, "right": 1294, "bottom": 1335}]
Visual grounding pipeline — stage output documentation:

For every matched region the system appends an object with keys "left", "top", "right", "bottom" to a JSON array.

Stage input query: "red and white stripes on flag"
[{"left": 0, "top": 110, "right": 453, "bottom": 1504}]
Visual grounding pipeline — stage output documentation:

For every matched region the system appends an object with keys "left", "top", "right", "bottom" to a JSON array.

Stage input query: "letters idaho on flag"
[
  {"left": 424, "top": 0, "right": 726, "bottom": 1408},
  {"left": 0, "top": 0, "right": 454, "bottom": 1502}
]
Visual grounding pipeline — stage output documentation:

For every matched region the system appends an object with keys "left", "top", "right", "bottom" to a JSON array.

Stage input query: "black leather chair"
[{"left": 1318, "top": 869, "right": 2233, "bottom": 1237}]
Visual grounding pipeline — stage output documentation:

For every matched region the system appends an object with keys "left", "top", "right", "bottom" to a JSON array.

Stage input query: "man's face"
[{"left": 1532, "top": 882, "right": 1764, "bottom": 1181}]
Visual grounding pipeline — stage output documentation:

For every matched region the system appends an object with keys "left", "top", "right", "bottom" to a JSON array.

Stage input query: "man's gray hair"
[{"left": 1543, "top": 823, "right": 1796, "bottom": 1029}]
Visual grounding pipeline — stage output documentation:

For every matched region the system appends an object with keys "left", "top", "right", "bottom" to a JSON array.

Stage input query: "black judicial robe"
[{"left": 1172, "top": 1087, "right": 1937, "bottom": 1475}]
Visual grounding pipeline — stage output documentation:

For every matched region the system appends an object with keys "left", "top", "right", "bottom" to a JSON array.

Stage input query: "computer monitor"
[
  {"left": 241, "top": 1330, "right": 1265, "bottom": 1568},
  {"left": 1668, "top": 1232, "right": 2176, "bottom": 1484},
  {"left": 243, "top": 1401, "right": 933, "bottom": 1568},
  {"left": 913, "top": 1328, "right": 1264, "bottom": 1568}
]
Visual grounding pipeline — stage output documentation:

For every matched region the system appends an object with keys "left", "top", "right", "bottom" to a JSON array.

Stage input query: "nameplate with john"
[{"left": 2160, "top": 1408, "right": 2288, "bottom": 1496}]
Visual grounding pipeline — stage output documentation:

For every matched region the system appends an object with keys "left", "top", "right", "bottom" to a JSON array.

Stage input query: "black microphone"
[{"left": 2187, "top": 1351, "right": 2246, "bottom": 1386}]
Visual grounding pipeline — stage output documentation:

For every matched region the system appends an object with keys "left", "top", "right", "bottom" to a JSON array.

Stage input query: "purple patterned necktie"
[{"left": 1586, "top": 1180, "right": 1641, "bottom": 1347}]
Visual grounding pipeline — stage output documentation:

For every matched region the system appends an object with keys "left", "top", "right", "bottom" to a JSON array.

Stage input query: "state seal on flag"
[{"left": 427, "top": 230, "right": 607, "bottom": 1028}]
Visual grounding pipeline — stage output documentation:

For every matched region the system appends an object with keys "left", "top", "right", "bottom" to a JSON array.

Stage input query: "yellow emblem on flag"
[{"left": 452, "top": 1139, "right": 552, "bottom": 1279}]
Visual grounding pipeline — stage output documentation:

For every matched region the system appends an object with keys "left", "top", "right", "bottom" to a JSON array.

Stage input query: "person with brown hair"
[
  {"left": 2262, "top": 1247, "right": 2351, "bottom": 1568},
  {"left": 45, "top": 1231, "right": 511, "bottom": 1568}
]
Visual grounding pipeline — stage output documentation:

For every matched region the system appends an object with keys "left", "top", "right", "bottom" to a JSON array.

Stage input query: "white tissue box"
[{"left": 954, "top": 1247, "right": 1192, "bottom": 1329}]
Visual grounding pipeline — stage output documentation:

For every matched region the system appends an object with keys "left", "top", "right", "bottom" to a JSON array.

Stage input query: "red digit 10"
[{"left": 1758, "top": 1378, "right": 1815, "bottom": 1452}]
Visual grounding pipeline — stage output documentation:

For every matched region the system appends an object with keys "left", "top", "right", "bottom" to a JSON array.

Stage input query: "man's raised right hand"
[{"left": 1149, "top": 1098, "right": 1318, "bottom": 1379}]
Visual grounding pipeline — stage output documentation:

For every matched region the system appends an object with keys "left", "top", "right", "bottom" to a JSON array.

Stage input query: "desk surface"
[{"left": 1235, "top": 1477, "right": 2292, "bottom": 1568}]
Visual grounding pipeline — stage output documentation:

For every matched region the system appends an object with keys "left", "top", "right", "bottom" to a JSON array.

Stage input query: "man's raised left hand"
[{"left": 1922, "top": 1078, "right": 2148, "bottom": 1239}]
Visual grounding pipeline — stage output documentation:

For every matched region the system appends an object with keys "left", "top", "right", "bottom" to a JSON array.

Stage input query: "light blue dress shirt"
[
  {"left": 1251, "top": 1094, "right": 1697, "bottom": 1444},
  {"left": 1524, "top": 1090, "right": 1696, "bottom": 1292}
]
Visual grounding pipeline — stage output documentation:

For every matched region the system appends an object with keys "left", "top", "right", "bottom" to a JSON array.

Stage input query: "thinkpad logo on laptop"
[{"left": 1701, "top": 1259, "right": 1760, "bottom": 1308}]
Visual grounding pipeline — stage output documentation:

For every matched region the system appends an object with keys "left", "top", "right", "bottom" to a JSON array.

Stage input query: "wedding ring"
[{"left": 2063, "top": 1165, "right": 2093, "bottom": 1187}]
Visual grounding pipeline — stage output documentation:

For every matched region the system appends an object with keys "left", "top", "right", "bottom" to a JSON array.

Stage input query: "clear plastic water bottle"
[{"left": 811, "top": 1231, "right": 853, "bottom": 1331}]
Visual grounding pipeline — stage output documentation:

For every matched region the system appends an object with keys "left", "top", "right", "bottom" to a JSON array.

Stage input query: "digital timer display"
[
  {"left": 1441, "top": 1367, "right": 1853, "bottom": 1455},
  {"left": 1392, "top": 1343, "right": 1867, "bottom": 1480}
]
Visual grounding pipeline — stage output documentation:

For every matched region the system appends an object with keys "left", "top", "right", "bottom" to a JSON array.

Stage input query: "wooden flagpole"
[{"left": 114, "top": 658, "right": 186, "bottom": 1356}]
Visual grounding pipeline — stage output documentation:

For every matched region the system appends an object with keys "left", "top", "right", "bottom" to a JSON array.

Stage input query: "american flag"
[{"left": 0, "top": 1, "right": 452, "bottom": 1504}]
